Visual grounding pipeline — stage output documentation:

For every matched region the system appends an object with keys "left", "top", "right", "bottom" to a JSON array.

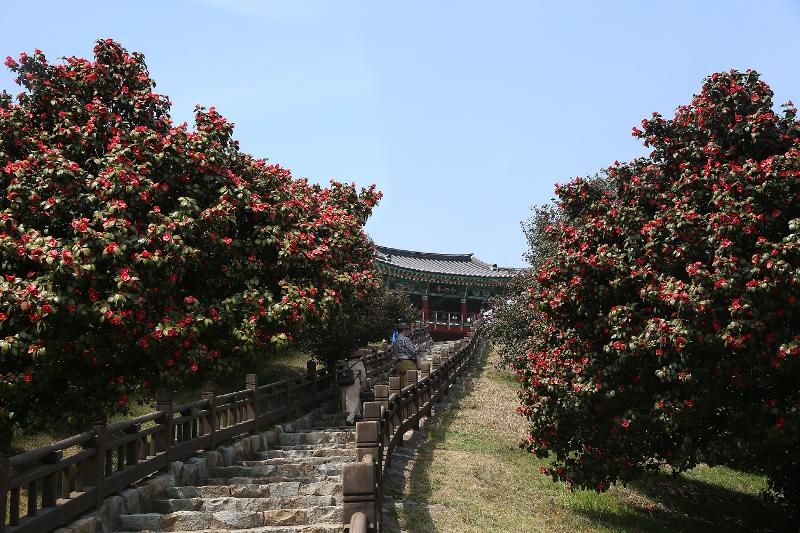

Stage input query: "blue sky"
[{"left": 2, "top": 1, "right": 800, "bottom": 267}]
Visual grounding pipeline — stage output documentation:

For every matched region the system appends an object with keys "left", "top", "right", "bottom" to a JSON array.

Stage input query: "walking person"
[
  {"left": 339, "top": 350, "right": 367, "bottom": 426},
  {"left": 393, "top": 323, "right": 419, "bottom": 388}
]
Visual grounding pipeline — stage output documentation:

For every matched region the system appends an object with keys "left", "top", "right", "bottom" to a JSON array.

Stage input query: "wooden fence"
[
  {"left": 342, "top": 331, "right": 480, "bottom": 533},
  {"left": 0, "top": 327, "right": 430, "bottom": 533}
]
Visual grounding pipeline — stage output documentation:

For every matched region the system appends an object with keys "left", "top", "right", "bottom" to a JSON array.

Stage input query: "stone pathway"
[
  {"left": 110, "top": 338, "right": 461, "bottom": 533},
  {"left": 115, "top": 411, "right": 355, "bottom": 532}
]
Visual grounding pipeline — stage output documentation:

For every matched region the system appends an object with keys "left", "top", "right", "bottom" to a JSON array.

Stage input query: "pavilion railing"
[
  {"left": 0, "top": 327, "right": 430, "bottom": 533},
  {"left": 342, "top": 331, "right": 481, "bottom": 533},
  {"left": 423, "top": 311, "right": 479, "bottom": 331}
]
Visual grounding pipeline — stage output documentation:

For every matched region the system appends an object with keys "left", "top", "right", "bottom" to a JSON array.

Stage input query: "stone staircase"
[{"left": 115, "top": 412, "right": 355, "bottom": 533}]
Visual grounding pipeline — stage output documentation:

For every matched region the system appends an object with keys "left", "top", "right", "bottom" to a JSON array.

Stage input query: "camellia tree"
[
  {"left": 516, "top": 70, "right": 800, "bottom": 511},
  {"left": 298, "top": 276, "right": 419, "bottom": 365},
  {"left": 0, "top": 40, "right": 381, "bottom": 440}
]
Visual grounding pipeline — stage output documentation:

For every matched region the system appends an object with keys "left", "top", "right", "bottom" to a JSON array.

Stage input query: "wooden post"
[
  {"left": 1, "top": 452, "right": 9, "bottom": 533},
  {"left": 307, "top": 360, "right": 318, "bottom": 405},
  {"left": 420, "top": 363, "right": 431, "bottom": 407},
  {"left": 407, "top": 370, "right": 420, "bottom": 430},
  {"left": 124, "top": 424, "right": 140, "bottom": 469},
  {"left": 343, "top": 420, "right": 380, "bottom": 531},
  {"left": 91, "top": 416, "right": 108, "bottom": 506},
  {"left": 342, "top": 460, "right": 377, "bottom": 531},
  {"left": 40, "top": 450, "right": 62, "bottom": 509},
  {"left": 154, "top": 389, "right": 173, "bottom": 467},
  {"left": 388, "top": 377, "right": 401, "bottom": 402},
  {"left": 246, "top": 373, "right": 258, "bottom": 433},
  {"left": 374, "top": 385, "right": 389, "bottom": 413},
  {"left": 202, "top": 382, "right": 217, "bottom": 449}
]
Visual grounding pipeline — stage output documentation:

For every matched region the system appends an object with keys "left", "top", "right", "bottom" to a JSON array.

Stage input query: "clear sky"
[{"left": 2, "top": 1, "right": 800, "bottom": 267}]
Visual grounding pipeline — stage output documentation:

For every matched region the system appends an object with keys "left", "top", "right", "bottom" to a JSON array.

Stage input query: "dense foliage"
[
  {"left": 0, "top": 40, "right": 380, "bottom": 439},
  {"left": 514, "top": 70, "right": 800, "bottom": 511},
  {"left": 298, "top": 279, "right": 418, "bottom": 365},
  {"left": 484, "top": 205, "right": 559, "bottom": 367}
]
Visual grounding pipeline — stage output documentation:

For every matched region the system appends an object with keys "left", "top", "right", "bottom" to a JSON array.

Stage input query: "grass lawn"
[
  {"left": 390, "top": 347, "right": 797, "bottom": 533},
  {"left": 10, "top": 348, "right": 313, "bottom": 454}
]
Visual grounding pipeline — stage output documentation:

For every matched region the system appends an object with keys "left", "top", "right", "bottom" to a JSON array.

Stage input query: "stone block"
[
  {"left": 119, "top": 488, "right": 141, "bottom": 514},
  {"left": 119, "top": 513, "right": 162, "bottom": 531}
]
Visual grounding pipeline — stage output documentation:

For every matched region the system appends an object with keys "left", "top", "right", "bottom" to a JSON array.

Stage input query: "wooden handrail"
[
  {"left": 342, "top": 331, "right": 480, "bottom": 532},
  {"left": 0, "top": 326, "right": 429, "bottom": 533}
]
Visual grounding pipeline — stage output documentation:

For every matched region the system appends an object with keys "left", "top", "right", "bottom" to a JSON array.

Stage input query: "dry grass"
[{"left": 391, "top": 346, "right": 796, "bottom": 533}]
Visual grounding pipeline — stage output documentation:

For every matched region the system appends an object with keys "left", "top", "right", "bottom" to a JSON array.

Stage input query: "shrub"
[
  {"left": 516, "top": 70, "right": 800, "bottom": 511},
  {"left": 298, "top": 278, "right": 418, "bottom": 365},
  {"left": 0, "top": 40, "right": 380, "bottom": 440},
  {"left": 484, "top": 205, "right": 559, "bottom": 367}
]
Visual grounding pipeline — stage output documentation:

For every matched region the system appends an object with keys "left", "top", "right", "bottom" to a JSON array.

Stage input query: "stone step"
[
  {"left": 212, "top": 461, "right": 345, "bottom": 479},
  {"left": 153, "top": 495, "right": 339, "bottom": 513},
  {"left": 119, "top": 505, "right": 340, "bottom": 530},
  {"left": 167, "top": 479, "right": 342, "bottom": 499},
  {"left": 203, "top": 475, "right": 341, "bottom": 486},
  {"left": 277, "top": 430, "right": 354, "bottom": 446},
  {"left": 274, "top": 442, "right": 355, "bottom": 451},
  {"left": 312, "top": 423, "right": 353, "bottom": 430},
  {"left": 117, "top": 525, "right": 340, "bottom": 533},
  {"left": 240, "top": 455, "right": 354, "bottom": 466},
  {"left": 255, "top": 448, "right": 354, "bottom": 460}
]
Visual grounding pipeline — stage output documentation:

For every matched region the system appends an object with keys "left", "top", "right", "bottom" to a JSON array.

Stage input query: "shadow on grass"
[
  {"left": 390, "top": 342, "right": 490, "bottom": 533},
  {"left": 395, "top": 342, "right": 797, "bottom": 533},
  {"left": 574, "top": 471, "right": 796, "bottom": 533}
]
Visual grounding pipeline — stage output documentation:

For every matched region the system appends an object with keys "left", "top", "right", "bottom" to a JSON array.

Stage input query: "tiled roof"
[{"left": 375, "top": 245, "right": 518, "bottom": 279}]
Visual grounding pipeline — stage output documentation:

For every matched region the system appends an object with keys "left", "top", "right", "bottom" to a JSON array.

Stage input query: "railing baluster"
[
  {"left": 9, "top": 486, "right": 19, "bottom": 526},
  {"left": 26, "top": 480, "right": 36, "bottom": 517}
]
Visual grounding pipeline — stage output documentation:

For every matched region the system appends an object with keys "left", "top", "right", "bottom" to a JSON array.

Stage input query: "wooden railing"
[
  {"left": 342, "top": 332, "right": 480, "bottom": 532},
  {"left": 423, "top": 312, "right": 479, "bottom": 333},
  {"left": 0, "top": 327, "right": 430, "bottom": 533}
]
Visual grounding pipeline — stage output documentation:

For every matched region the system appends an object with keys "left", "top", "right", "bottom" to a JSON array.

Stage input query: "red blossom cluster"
[
  {"left": 514, "top": 70, "right": 800, "bottom": 510},
  {"left": 0, "top": 40, "right": 381, "bottom": 433}
]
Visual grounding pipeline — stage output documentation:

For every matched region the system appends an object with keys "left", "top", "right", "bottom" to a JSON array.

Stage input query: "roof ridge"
[
  {"left": 375, "top": 245, "right": 473, "bottom": 262},
  {"left": 374, "top": 244, "right": 520, "bottom": 278}
]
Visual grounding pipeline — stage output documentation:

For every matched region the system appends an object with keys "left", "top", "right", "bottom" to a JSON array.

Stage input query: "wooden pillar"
[
  {"left": 407, "top": 370, "right": 420, "bottom": 430},
  {"left": 422, "top": 294, "right": 429, "bottom": 323},
  {"left": 246, "top": 374, "right": 258, "bottom": 434},
  {"left": 154, "top": 390, "right": 173, "bottom": 468},
  {"left": 343, "top": 420, "right": 380, "bottom": 530},
  {"left": 201, "top": 382, "right": 217, "bottom": 449}
]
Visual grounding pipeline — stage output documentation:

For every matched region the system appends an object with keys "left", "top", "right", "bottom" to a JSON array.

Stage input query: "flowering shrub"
[
  {"left": 0, "top": 40, "right": 381, "bottom": 438},
  {"left": 517, "top": 70, "right": 800, "bottom": 511},
  {"left": 298, "top": 280, "right": 418, "bottom": 365}
]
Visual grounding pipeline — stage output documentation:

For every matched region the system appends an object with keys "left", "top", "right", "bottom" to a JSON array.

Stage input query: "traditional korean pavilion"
[{"left": 375, "top": 245, "right": 519, "bottom": 338}]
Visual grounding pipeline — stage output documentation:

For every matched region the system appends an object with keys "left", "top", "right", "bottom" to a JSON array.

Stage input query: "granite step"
[
  {"left": 117, "top": 526, "right": 340, "bottom": 533},
  {"left": 153, "top": 495, "right": 339, "bottom": 513},
  {"left": 119, "top": 505, "right": 340, "bottom": 530},
  {"left": 167, "top": 479, "right": 342, "bottom": 499},
  {"left": 277, "top": 430, "right": 354, "bottom": 446},
  {"left": 211, "top": 462, "right": 346, "bottom": 480},
  {"left": 255, "top": 448, "right": 355, "bottom": 460},
  {"left": 240, "top": 455, "right": 354, "bottom": 467},
  {"left": 203, "top": 473, "right": 341, "bottom": 485}
]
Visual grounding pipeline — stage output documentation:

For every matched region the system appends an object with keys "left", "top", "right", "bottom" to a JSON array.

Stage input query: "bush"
[
  {"left": 484, "top": 205, "right": 560, "bottom": 367},
  {"left": 515, "top": 70, "right": 800, "bottom": 512},
  {"left": 298, "top": 279, "right": 418, "bottom": 365},
  {"left": 0, "top": 40, "right": 380, "bottom": 440}
]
